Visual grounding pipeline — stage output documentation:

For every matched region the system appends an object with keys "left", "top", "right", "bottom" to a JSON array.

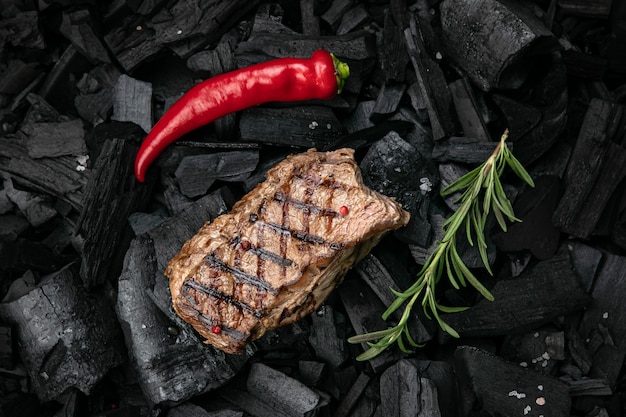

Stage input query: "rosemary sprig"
[{"left": 348, "top": 130, "right": 534, "bottom": 361}]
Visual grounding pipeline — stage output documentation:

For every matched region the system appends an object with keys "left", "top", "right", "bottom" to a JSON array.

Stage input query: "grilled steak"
[{"left": 166, "top": 148, "right": 410, "bottom": 354}]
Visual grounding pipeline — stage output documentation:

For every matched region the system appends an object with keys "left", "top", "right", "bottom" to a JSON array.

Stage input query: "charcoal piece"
[
  {"left": 553, "top": 99, "right": 626, "bottom": 239},
  {"left": 354, "top": 254, "right": 433, "bottom": 344},
  {"left": 0, "top": 60, "right": 42, "bottom": 95},
  {"left": 309, "top": 305, "right": 348, "bottom": 367},
  {"left": 444, "top": 245, "right": 590, "bottom": 337},
  {"left": 247, "top": 3, "right": 297, "bottom": 37},
  {"left": 127, "top": 208, "right": 168, "bottom": 236},
  {"left": 299, "top": 0, "right": 320, "bottom": 36},
  {"left": 338, "top": 276, "right": 399, "bottom": 372},
  {"left": 562, "top": 50, "right": 608, "bottom": 79},
  {"left": 162, "top": 173, "right": 194, "bottom": 215},
  {"left": 493, "top": 175, "right": 562, "bottom": 260},
  {"left": 371, "top": 82, "right": 406, "bottom": 121},
  {"left": 20, "top": 119, "right": 86, "bottom": 159},
  {"left": 174, "top": 150, "right": 259, "bottom": 198},
  {"left": 74, "top": 87, "right": 113, "bottom": 126},
  {"left": 60, "top": 9, "right": 111, "bottom": 64},
  {"left": 220, "top": 388, "right": 290, "bottom": 417},
  {"left": 247, "top": 363, "right": 321, "bottom": 416},
  {"left": 578, "top": 253, "right": 626, "bottom": 387},
  {"left": 441, "top": 0, "right": 559, "bottom": 91},
  {"left": 325, "top": 120, "right": 414, "bottom": 152},
  {"left": 564, "top": 377, "right": 613, "bottom": 397},
  {"left": 431, "top": 137, "right": 500, "bottom": 164},
  {"left": 39, "top": 45, "right": 92, "bottom": 114},
  {"left": 360, "top": 131, "right": 428, "bottom": 201},
  {"left": 491, "top": 94, "right": 542, "bottom": 139},
  {"left": 111, "top": 74, "right": 152, "bottom": 133},
  {"left": 104, "top": 0, "right": 259, "bottom": 71},
  {"left": 380, "top": 359, "right": 442, "bottom": 417},
  {"left": 0, "top": 324, "right": 13, "bottom": 369},
  {"left": 0, "top": 11, "right": 45, "bottom": 50},
  {"left": 391, "top": 190, "right": 432, "bottom": 247},
  {"left": 494, "top": 59, "right": 568, "bottom": 166},
  {"left": 168, "top": 403, "right": 243, "bottom": 417},
  {"left": 500, "top": 329, "right": 565, "bottom": 374},
  {"left": 298, "top": 360, "right": 326, "bottom": 386},
  {"left": 449, "top": 77, "right": 491, "bottom": 142},
  {"left": 558, "top": 0, "right": 613, "bottom": 17},
  {"left": 404, "top": 15, "right": 455, "bottom": 140},
  {"left": 380, "top": 10, "right": 409, "bottom": 83},
  {"left": 239, "top": 106, "right": 344, "bottom": 148},
  {"left": 23, "top": 93, "right": 68, "bottom": 125},
  {"left": 321, "top": 0, "right": 352, "bottom": 30},
  {"left": 333, "top": 371, "right": 370, "bottom": 417},
  {"left": 414, "top": 360, "right": 458, "bottom": 417},
  {"left": 454, "top": 346, "right": 570, "bottom": 417},
  {"left": 0, "top": 215, "right": 29, "bottom": 241},
  {"left": 76, "top": 137, "right": 154, "bottom": 288},
  {"left": 117, "top": 236, "right": 247, "bottom": 404},
  {"left": 336, "top": 5, "right": 370, "bottom": 35},
  {"left": 567, "top": 326, "right": 593, "bottom": 375},
  {"left": 3, "top": 177, "right": 56, "bottom": 227},
  {"left": 342, "top": 100, "right": 376, "bottom": 133},
  {"left": 0, "top": 266, "right": 124, "bottom": 401}
]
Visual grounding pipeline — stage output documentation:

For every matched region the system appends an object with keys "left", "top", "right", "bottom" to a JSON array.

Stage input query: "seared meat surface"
[{"left": 166, "top": 148, "right": 410, "bottom": 354}]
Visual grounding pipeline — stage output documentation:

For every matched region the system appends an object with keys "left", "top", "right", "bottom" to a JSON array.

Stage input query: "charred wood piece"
[{"left": 0, "top": 266, "right": 125, "bottom": 401}]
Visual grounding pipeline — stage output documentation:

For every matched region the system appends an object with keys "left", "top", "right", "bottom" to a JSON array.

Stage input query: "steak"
[{"left": 166, "top": 148, "right": 410, "bottom": 354}]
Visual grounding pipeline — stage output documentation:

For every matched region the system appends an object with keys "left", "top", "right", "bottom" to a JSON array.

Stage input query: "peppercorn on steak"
[{"left": 166, "top": 148, "right": 410, "bottom": 354}]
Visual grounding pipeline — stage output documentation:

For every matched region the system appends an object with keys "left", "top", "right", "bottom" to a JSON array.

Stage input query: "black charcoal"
[
  {"left": 441, "top": 0, "right": 558, "bottom": 91},
  {"left": 455, "top": 346, "right": 570, "bottom": 417},
  {"left": 444, "top": 245, "right": 590, "bottom": 337},
  {"left": 76, "top": 137, "right": 153, "bottom": 288},
  {"left": 578, "top": 252, "right": 626, "bottom": 387},
  {"left": 247, "top": 363, "right": 321, "bottom": 416},
  {"left": 20, "top": 119, "right": 86, "bottom": 159},
  {"left": 0, "top": 215, "right": 29, "bottom": 241},
  {"left": 404, "top": 15, "right": 455, "bottom": 140},
  {"left": 60, "top": 9, "right": 111, "bottom": 64},
  {"left": 336, "top": 5, "right": 370, "bottom": 35},
  {"left": 309, "top": 305, "right": 348, "bottom": 367},
  {"left": 240, "top": 106, "right": 344, "bottom": 149},
  {"left": 3, "top": 177, "right": 57, "bottom": 227},
  {"left": 333, "top": 371, "right": 370, "bottom": 417},
  {"left": 0, "top": 266, "right": 125, "bottom": 401},
  {"left": 360, "top": 131, "right": 428, "bottom": 202},
  {"left": 380, "top": 359, "right": 442, "bottom": 417},
  {"left": 0, "top": 324, "right": 13, "bottom": 369},
  {"left": 448, "top": 77, "right": 491, "bottom": 142},
  {"left": 111, "top": 74, "right": 152, "bottom": 133},
  {"left": 371, "top": 82, "right": 406, "bottom": 121},
  {"left": 174, "top": 150, "right": 259, "bottom": 198}
]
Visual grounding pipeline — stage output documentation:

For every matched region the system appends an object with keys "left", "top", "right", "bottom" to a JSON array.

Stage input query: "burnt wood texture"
[{"left": 0, "top": 0, "right": 625, "bottom": 416}]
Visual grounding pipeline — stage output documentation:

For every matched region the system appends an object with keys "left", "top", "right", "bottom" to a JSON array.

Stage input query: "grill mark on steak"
[
  {"left": 229, "top": 236, "right": 294, "bottom": 268},
  {"left": 260, "top": 220, "right": 343, "bottom": 249},
  {"left": 179, "top": 297, "right": 248, "bottom": 341},
  {"left": 256, "top": 199, "right": 267, "bottom": 282},
  {"left": 205, "top": 253, "right": 278, "bottom": 295},
  {"left": 183, "top": 280, "right": 264, "bottom": 319},
  {"left": 273, "top": 191, "right": 339, "bottom": 217}
]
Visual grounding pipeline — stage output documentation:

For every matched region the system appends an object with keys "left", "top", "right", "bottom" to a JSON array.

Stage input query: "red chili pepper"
[{"left": 134, "top": 50, "right": 350, "bottom": 182}]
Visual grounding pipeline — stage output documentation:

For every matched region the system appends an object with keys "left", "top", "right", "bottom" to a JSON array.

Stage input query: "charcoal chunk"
[{"left": 0, "top": 266, "right": 125, "bottom": 401}]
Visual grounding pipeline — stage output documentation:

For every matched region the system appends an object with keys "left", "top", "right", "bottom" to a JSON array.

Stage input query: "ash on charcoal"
[
  {"left": 240, "top": 106, "right": 344, "bottom": 149},
  {"left": 360, "top": 130, "right": 430, "bottom": 202},
  {"left": 0, "top": 265, "right": 125, "bottom": 401},
  {"left": 455, "top": 346, "right": 570, "bottom": 416}
]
